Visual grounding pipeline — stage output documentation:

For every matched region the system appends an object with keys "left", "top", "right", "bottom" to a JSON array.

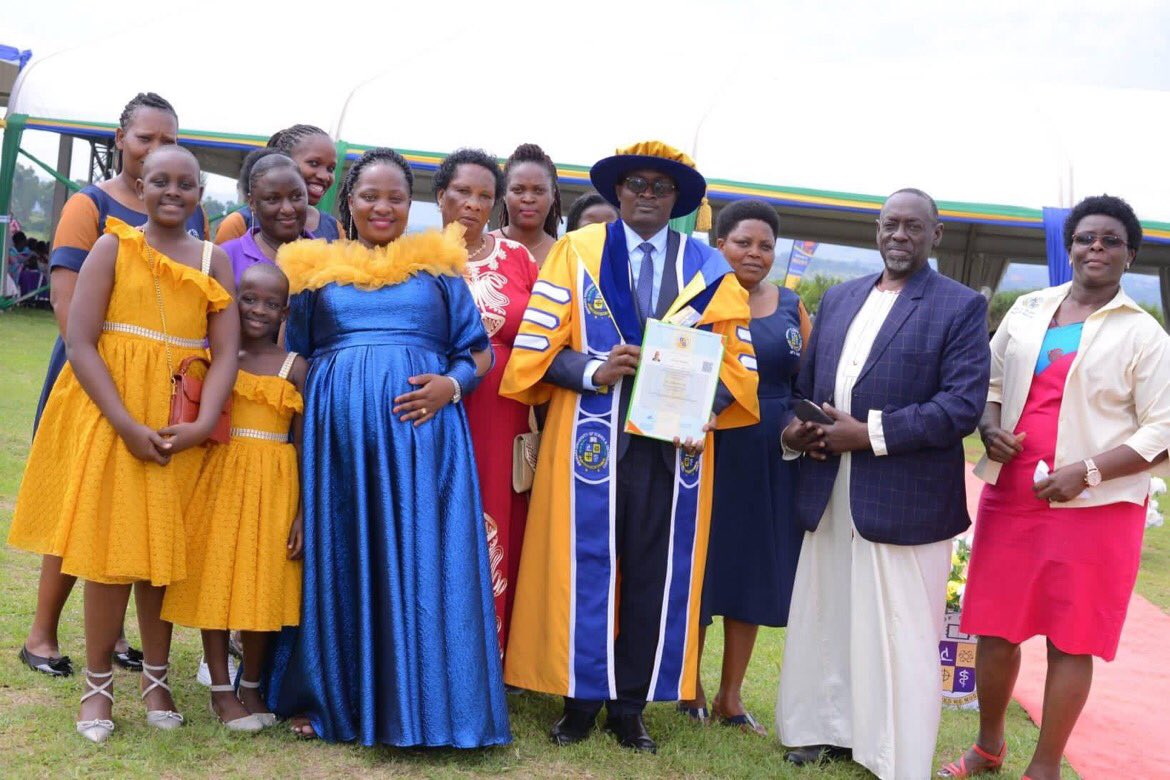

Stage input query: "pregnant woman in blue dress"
[
  {"left": 680, "top": 199, "right": 810, "bottom": 735},
  {"left": 266, "top": 148, "right": 510, "bottom": 748}
]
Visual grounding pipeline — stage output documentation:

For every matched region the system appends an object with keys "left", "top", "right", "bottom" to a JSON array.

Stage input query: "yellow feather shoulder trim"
[{"left": 277, "top": 223, "right": 468, "bottom": 294}]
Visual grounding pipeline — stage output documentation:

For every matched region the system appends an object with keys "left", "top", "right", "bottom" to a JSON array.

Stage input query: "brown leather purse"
[
  {"left": 170, "top": 356, "right": 231, "bottom": 444},
  {"left": 147, "top": 239, "right": 231, "bottom": 445}
]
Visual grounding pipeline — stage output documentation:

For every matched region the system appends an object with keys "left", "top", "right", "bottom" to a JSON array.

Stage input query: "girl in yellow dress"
[
  {"left": 8, "top": 145, "right": 239, "bottom": 743},
  {"left": 163, "top": 262, "right": 306, "bottom": 732}
]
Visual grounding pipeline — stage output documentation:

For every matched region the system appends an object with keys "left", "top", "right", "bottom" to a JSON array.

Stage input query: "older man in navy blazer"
[{"left": 776, "top": 189, "right": 990, "bottom": 780}]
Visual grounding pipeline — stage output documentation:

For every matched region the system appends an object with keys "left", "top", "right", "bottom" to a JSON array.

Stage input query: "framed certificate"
[{"left": 624, "top": 319, "right": 725, "bottom": 443}]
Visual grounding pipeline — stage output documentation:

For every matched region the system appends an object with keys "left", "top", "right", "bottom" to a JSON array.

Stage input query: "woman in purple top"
[{"left": 220, "top": 152, "right": 312, "bottom": 285}]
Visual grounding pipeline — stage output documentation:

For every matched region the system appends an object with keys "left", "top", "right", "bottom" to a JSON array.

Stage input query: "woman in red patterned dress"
[
  {"left": 435, "top": 149, "right": 538, "bottom": 655},
  {"left": 490, "top": 143, "right": 561, "bottom": 268}
]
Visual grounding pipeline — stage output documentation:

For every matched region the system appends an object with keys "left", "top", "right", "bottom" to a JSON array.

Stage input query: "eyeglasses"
[
  {"left": 1071, "top": 232, "right": 1127, "bottom": 249},
  {"left": 622, "top": 176, "right": 677, "bottom": 197}
]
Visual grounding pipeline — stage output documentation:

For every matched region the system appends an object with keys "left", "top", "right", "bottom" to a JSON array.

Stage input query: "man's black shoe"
[
  {"left": 784, "top": 744, "right": 853, "bottom": 766},
  {"left": 549, "top": 708, "right": 597, "bottom": 746},
  {"left": 604, "top": 713, "right": 658, "bottom": 754}
]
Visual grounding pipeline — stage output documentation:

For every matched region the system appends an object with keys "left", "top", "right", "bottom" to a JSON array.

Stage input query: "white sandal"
[
  {"left": 76, "top": 668, "right": 115, "bottom": 744},
  {"left": 209, "top": 683, "right": 264, "bottom": 732},
  {"left": 141, "top": 662, "right": 185, "bottom": 730},
  {"left": 238, "top": 678, "right": 277, "bottom": 727}
]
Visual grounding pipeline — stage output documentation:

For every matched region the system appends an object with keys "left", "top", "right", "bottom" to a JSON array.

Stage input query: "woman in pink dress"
[
  {"left": 941, "top": 195, "right": 1170, "bottom": 780},
  {"left": 435, "top": 148, "right": 538, "bottom": 654}
]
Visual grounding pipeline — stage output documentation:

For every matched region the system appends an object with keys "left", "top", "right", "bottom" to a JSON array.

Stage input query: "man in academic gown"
[{"left": 500, "top": 141, "right": 759, "bottom": 753}]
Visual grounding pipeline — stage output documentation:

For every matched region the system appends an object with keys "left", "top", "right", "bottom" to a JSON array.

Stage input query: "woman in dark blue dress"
[
  {"left": 680, "top": 199, "right": 810, "bottom": 735},
  {"left": 265, "top": 148, "right": 510, "bottom": 748}
]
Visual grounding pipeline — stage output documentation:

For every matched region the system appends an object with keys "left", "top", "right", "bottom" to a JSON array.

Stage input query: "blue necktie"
[{"left": 636, "top": 242, "right": 655, "bottom": 321}]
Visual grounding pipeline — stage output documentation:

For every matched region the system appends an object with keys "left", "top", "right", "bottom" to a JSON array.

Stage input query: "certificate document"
[{"left": 624, "top": 319, "right": 725, "bottom": 443}]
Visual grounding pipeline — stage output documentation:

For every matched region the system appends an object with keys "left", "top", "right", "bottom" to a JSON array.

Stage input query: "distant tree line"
[
  {"left": 11, "top": 163, "right": 242, "bottom": 240},
  {"left": 790, "top": 274, "right": 1165, "bottom": 328}
]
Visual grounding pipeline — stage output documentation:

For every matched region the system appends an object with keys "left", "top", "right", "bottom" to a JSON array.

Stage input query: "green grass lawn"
[{"left": 0, "top": 309, "right": 1083, "bottom": 778}]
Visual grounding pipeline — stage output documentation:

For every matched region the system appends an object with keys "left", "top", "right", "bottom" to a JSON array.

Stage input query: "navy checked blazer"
[{"left": 795, "top": 265, "right": 990, "bottom": 545}]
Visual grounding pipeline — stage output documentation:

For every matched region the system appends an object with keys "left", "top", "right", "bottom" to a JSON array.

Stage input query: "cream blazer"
[{"left": 974, "top": 283, "right": 1170, "bottom": 507}]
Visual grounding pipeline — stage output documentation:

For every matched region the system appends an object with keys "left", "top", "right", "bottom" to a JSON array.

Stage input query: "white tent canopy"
[{"left": 6, "top": 0, "right": 1170, "bottom": 274}]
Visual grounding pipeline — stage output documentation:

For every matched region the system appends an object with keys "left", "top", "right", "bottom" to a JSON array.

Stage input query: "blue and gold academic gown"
[{"left": 500, "top": 221, "right": 759, "bottom": 702}]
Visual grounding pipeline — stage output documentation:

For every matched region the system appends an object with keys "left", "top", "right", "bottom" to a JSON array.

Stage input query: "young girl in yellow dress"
[
  {"left": 8, "top": 145, "right": 239, "bottom": 743},
  {"left": 162, "top": 262, "right": 306, "bottom": 732}
]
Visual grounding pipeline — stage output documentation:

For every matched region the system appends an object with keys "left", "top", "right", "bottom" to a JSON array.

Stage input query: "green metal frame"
[
  {"left": 0, "top": 113, "right": 27, "bottom": 288},
  {"left": 17, "top": 145, "right": 80, "bottom": 193}
]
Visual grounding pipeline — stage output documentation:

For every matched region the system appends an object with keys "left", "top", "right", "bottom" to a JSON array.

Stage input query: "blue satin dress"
[{"left": 266, "top": 271, "right": 511, "bottom": 748}]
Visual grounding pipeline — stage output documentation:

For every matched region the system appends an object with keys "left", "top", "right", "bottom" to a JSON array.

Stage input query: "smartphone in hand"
[{"left": 794, "top": 398, "right": 834, "bottom": 426}]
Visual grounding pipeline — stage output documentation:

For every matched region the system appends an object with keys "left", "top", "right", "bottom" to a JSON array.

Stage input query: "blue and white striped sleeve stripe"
[
  {"left": 522, "top": 308, "right": 560, "bottom": 330},
  {"left": 531, "top": 280, "right": 571, "bottom": 305},
  {"left": 515, "top": 333, "right": 551, "bottom": 352}
]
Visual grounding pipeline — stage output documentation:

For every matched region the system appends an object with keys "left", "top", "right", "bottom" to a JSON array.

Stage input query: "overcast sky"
[{"left": 5, "top": 0, "right": 1169, "bottom": 205}]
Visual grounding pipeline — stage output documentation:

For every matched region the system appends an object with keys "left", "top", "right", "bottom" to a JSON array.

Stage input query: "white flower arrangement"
[{"left": 1148, "top": 477, "right": 1166, "bottom": 529}]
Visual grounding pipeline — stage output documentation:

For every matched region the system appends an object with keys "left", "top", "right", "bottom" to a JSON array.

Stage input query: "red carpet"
[{"left": 964, "top": 464, "right": 1169, "bottom": 779}]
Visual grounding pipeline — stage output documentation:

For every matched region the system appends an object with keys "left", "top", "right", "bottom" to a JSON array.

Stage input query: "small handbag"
[
  {"left": 146, "top": 239, "right": 231, "bottom": 445},
  {"left": 512, "top": 407, "right": 541, "bottom": 493},
  {"left": 169, "top": 356, "right": 231, "bottom": 445}
]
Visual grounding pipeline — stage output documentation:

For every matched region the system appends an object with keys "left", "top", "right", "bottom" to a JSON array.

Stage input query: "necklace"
[
  {"left": 466, "top": 235, "right": 487, "bottom": 259},
  {"left": 504, "top": 225, "right": 552, "bottom": 254},
  {"left": 255, "top": 231, "right": 280, "bottom": 259}
]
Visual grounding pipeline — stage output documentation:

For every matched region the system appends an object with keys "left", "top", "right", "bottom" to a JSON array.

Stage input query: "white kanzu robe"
[{"left": 777, "top": 287, "right": 952, "bottom": 780}]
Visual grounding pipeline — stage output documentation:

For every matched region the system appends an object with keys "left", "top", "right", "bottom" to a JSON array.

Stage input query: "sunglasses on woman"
[{"left": 1071, "top": 232, "right": 1127, "bottom": 249}]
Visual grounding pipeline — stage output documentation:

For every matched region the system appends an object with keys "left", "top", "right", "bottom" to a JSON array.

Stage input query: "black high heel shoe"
[{"left": 112, "top": 645, "right": 144, "bottom": 671}]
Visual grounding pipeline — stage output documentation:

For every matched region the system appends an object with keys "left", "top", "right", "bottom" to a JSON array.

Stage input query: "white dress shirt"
[
  {"left": 582, "top": 223, "right": 671, "bottom": 390},
  {"left": 782, "top": 285, "right": 896, "bottom": 458}
]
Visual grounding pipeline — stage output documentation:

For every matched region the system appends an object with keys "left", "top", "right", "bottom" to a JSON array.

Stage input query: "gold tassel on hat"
[{"left": 696, "top": 196, "right": 712, "bottom": 232}]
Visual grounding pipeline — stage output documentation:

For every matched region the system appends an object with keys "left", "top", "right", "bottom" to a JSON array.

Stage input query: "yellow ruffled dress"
[
  {"left": 8, "top": 218, "right": 231, "bottom": 586},
  {"left": 161, "top": 361, "right": 303, "bottom": 631}
]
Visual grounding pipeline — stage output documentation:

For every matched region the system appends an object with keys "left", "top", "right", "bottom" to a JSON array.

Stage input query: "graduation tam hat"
[{"left": 589, "top": 140, "right": 711, "bottom": 230}]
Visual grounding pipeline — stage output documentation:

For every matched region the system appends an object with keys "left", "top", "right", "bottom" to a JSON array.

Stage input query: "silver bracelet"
[{"left": 446, "top": 375, "right": 462, "bottom": 403}]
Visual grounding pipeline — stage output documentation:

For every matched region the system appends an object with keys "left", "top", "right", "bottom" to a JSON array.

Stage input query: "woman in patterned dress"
[{"left": 435, "top": 148, "right": 539, "bottom": 655}]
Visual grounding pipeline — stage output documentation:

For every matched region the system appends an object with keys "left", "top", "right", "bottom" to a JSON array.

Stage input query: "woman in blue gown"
[
  {"left": 682, "top": 200, "right": 810, "bottom": 734},
  {"left": 266, "top": 148, "right": 510, "bottom": 748}
]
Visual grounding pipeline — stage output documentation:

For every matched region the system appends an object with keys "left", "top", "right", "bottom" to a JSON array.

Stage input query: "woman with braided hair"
[
  {"left": 490, "top": 142, "right": 561, "bottom": 267},
  {"left": 215, "top": 124, "right": 340, "bottom": 243},
  {"left": 16, "top": 92, "right": 209, "bottom": 680},
  {"left": 265, "top": 147, "right": 509, "bottom": 748}
]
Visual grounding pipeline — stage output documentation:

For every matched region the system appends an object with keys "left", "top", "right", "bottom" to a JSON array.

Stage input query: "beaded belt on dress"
[
  {"left": 230, "top": 427, "right": 289, "bottom": 442},
  {"left": 102, "top": 321, "right": 205, "bottom": 349}
]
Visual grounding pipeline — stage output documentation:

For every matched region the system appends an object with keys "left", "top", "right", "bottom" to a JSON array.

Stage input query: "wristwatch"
[
  {"left": 1083, "top": 458, "right": 1101, "bottom": 487},
  {"left": 446, "top": 375, "right": 462, "bottom": 403}
]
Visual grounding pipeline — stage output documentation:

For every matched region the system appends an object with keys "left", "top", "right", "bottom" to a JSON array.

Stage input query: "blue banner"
[
  {"left": 1043, "top": 207, "right": 1072, "bottom": 286},
  {"left": 783, "top": 241, "right": 818, "bottom": 289}
]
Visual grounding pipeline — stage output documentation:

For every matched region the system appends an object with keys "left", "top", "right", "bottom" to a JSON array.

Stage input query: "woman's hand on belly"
[{"left": 393, "top": 374, "right": 457, "bottom": 427}]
